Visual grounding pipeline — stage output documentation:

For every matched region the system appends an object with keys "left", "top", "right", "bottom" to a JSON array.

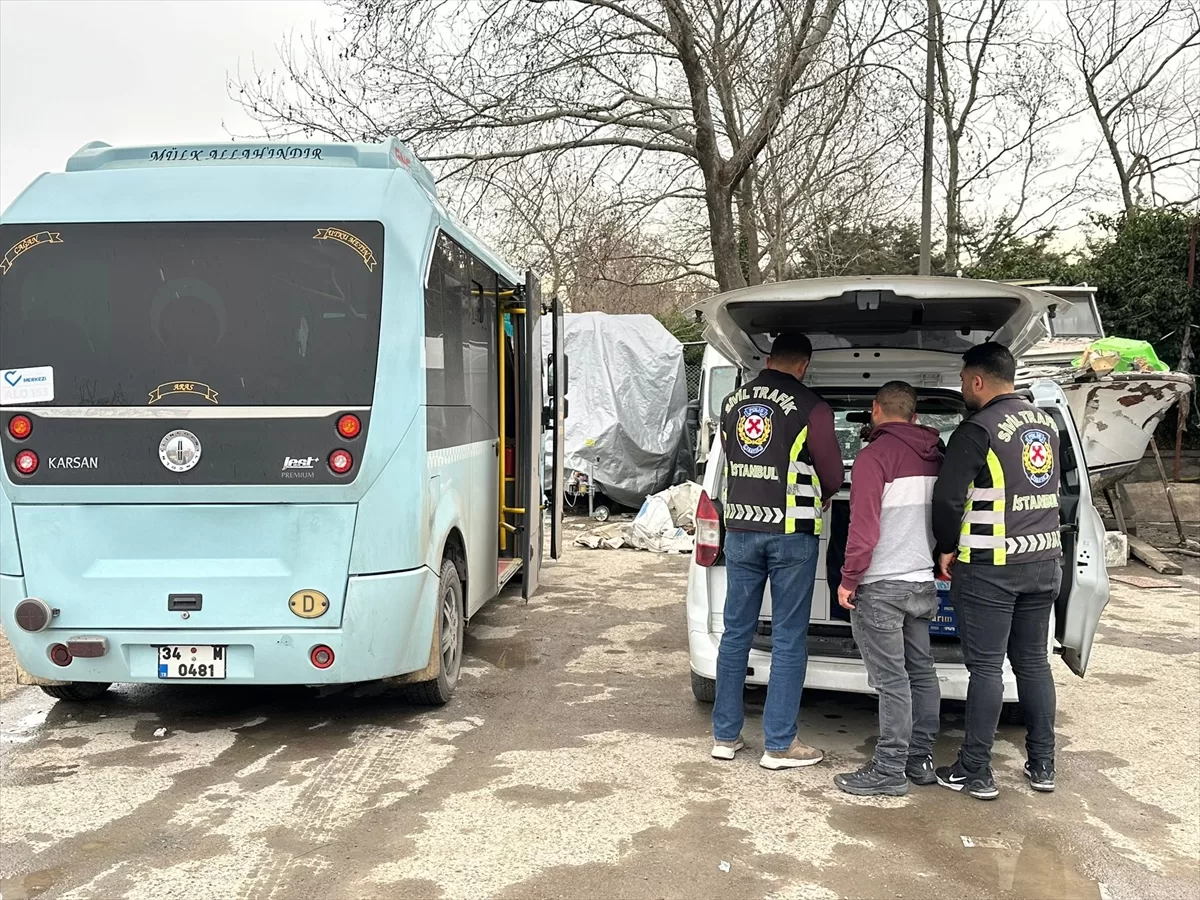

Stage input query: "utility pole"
[
  {"left": 919, "top": 0, "right": 937, "bottom": 276},
  {"left": 1174, "top": 218, "right": 1196, "bottom": 481}
]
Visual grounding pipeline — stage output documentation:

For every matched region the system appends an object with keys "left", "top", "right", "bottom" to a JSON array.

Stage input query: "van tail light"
[{"left": 695, "top": 490, "right": 723, "bottom": 567}]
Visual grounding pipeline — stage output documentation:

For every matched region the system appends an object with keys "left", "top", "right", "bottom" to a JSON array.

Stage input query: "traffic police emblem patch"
[
  {"left": 1021, "top": 428, "right": 1053, "bottom": 488},
  {"left": 736, "top": 404, "right": 773, "bottom": 458}
]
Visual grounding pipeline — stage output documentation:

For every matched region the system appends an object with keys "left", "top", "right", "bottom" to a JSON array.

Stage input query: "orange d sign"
[{"left": 289, "top": 589, "right": 329, "bottom": 619}]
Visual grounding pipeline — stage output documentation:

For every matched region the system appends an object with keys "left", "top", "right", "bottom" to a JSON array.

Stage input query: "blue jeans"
[{"left": 713, "top": 529, "right": 819, "bottom": 752}]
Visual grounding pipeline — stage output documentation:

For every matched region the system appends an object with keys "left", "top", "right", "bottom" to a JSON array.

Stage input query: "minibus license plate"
[{"left": 157, "top": 645, "right": 227, "bottom": 679}]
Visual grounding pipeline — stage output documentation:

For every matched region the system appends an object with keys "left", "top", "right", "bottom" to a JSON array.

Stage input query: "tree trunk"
[
  {"left": 945, "top": 138, "right": 960, "bottom": 271},
  {"left": 1082, "top": 79, "right": 1135, "bottom": 212},
  {"left": 707, "top": 182, "right": 745, "bottom": 292},
  {"left": 737, "top": 168, "right": 762, "bottom": 286}
]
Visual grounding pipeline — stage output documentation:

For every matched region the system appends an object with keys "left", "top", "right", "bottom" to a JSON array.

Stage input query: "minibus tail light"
[
  {"left": 14, "top": 449, "right": 38, "bottom": 476},
  {"left": 15, "top": 598, "right": 55, "bottom": 633},
  {"left": 336, "top": 414, "right": 362, "bottom": 439},
  {"left": 695, "top": 490, "right": 723, "bottom": 567},
  {"left": 7, "top": 415, "right": 32, "bottom": 440},
  {"left": 310, "top": 645, "right": 335, "bottom": 669},
  {"left": 49, "top": 644, "right": 72, "bottom": 667},
  {"left": 329, "top": 449, "right": 354, "bottom": 475}
]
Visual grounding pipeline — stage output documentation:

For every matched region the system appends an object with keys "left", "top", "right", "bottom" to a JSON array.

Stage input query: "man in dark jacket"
[
  {"left": 932, "top": 342, "right": 1063, "bottom": 800},
  {"left": 833, "top": 381, "right": 944, "bottom": 797},
  {"left": 711, "top": 333, "right": 844, "bottom": 769}
]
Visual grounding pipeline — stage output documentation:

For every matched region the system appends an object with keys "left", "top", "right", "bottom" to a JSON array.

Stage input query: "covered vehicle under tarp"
[{"left": 543, "top": 312, "right": 691, "bottom": 509}]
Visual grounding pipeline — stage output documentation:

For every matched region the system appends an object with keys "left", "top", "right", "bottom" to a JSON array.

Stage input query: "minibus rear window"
[{"left": 0, "top": 221, "right": 384, "bottom": 407}]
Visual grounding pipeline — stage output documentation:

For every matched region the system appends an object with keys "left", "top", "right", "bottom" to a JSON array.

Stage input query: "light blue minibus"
[{"left": 0, "top": 138, "right": 565, "bottom": 704}]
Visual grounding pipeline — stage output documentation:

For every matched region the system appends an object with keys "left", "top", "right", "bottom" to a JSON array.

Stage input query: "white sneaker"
[
  {"left": 760, "top": 738, "right": 824, "bottom": 769},
  {"left": 711, "top": 735, "right": 745, "bottom": 760}
]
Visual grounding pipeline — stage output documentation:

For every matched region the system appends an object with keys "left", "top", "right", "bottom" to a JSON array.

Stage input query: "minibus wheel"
[
  {"left": 40, "top": 682, "right": 111, "bottom": 702},
  {"left": 404, "top": 558, "right": 465, "bottom": 706},
  {"left": 691, "top": 671, "right": 716, "bottom": 704}
]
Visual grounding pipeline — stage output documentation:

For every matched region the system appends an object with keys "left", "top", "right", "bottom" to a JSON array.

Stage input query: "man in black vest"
[
  {"left": 932, "top": 342, "right": 1062, "bottom": 800},
  {"left": 711, "top": 333, "right": 845, "bottom": 769}
]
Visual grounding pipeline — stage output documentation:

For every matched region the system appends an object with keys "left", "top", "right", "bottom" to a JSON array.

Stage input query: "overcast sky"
[{"left": 0, "top": 0, "right": 332, "bottom": 209}]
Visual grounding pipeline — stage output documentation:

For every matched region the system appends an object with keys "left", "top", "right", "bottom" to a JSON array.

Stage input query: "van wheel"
[
  {"left": 691, "top": 671, "right": 716, "bottom": 704},
  {"left": 1000, "top": 702, "right": 1024, "bottom": 725},
  {"left": 403, "top": 559, "right": 465, "bottom": 706},
  {"left": 40, "top": 682, "right": 111, "bottom": 702}
]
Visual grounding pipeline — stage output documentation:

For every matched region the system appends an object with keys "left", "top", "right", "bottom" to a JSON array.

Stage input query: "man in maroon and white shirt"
[{"left": 833, "top": 381, "right": 945, "bottom": 797}]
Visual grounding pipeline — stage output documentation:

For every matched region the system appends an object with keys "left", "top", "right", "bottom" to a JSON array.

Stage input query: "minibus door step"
[{"left": 497, "top": 558, "right": 524, "bottom": 589}]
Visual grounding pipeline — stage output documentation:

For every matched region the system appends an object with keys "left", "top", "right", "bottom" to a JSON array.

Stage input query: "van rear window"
[
  {"left": 833, "top": 408, "right": 961, "bottom": 462},
  {"left": 0, "top": 221, "right": 383, "bottom": 407}
]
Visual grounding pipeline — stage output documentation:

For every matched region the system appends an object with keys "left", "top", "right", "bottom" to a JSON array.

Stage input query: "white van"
[
  {"left": 694, "top": 344, "right": 738, "bottom": 467},
  {"left": 685, "top": 277, "right": 1110, "bottom": 716}
]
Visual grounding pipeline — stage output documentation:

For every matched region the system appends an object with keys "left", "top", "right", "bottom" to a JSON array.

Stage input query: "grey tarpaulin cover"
[{"left": 544, "top": 312, "right": 691, "bottom": 508}]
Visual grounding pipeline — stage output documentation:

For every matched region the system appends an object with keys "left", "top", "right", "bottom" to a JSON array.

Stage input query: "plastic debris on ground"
[
  {"left": 573, "top": 482, "right": 702, "bottom": 554},
  {"left": 1073, "top": 337, "right": 1170, "bottom": 374}
]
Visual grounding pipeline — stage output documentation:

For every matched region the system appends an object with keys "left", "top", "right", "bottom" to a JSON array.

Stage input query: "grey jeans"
[{"left": 850, "top": 580, "right": 941, "bottom": 775}]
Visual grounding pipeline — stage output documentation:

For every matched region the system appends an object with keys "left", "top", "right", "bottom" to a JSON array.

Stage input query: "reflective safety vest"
[
  {"left": 785, "top": 426, "right": 822, "bottom": 534},
  {"left": 720, "top": 370, "right": 825, "bottom": 535},
  {"left": 959, "top": 395, "right": 1063, "bottom": 566}
]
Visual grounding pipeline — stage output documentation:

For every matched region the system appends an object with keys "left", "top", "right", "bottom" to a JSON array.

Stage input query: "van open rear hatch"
[{"left": 701, "top": 277, "right": 1059, "bottom": 371}]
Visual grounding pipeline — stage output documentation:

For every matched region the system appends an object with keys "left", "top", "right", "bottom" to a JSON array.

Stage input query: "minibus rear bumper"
[{"left": 0, "top": 567, "right": 439, "bottom": 685}]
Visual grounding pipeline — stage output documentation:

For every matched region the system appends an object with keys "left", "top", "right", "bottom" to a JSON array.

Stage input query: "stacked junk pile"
[{"left": 543, "top": 312, "right": 702, "bottom": 553}]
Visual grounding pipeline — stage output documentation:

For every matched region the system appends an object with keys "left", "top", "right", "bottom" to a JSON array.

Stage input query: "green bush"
[
  {"left": 1088, "top": 210, "right": 1198, "bottom": 372},
  {"left": 657, "top": 310, "right": 706, "bottom": 366}
]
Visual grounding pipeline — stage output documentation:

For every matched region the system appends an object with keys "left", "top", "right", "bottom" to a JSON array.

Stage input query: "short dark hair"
[
  {"left": 962, "top": 341, "right": 1016, "bottom": 384},
  {"left": 768, "top": 332, "right": 813, "bottom": 364},
  {"left": 875, "top": 381, "right": 917, "bottom": 420}
]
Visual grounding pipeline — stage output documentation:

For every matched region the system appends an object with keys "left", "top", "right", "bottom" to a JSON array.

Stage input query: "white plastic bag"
[
  {"left": 664, "top": 481, "right": 703, "bottom": 532},
  {"left": 628, "top": 495, "right": 694, "bottom": 553}
]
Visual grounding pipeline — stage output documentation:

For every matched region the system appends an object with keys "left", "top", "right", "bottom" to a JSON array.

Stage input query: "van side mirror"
[{"left": 686, "top": 399, "right": 701, "bottom": 429}]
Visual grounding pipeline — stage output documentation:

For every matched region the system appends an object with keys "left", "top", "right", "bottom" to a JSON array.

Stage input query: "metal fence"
[{"left": 682, "top": 341, "right": 706, "bottom": 400}]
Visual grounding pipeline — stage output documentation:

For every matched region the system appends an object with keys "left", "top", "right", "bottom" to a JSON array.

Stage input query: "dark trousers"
[{"left": 952, "top": 558, "right": 1062, "bottom": 771}]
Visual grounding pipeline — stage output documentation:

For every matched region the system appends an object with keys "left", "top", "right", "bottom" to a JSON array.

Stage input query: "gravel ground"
[{"left": 0, "top": 545, "right": 1197, "bottom": 900}]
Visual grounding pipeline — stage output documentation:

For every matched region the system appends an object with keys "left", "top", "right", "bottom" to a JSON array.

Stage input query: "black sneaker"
[
  {"left": 906, "top": 754, "right": 937, "bottom": 786},
  {"left": 936, "top": 759, "right": 998, "bottom": 800},
  {"left": 834, "top": 762, "right": 909, "bottom": 797},
  {"left": 1024, "top": 759, "right": 1055, "bottom": 793}
]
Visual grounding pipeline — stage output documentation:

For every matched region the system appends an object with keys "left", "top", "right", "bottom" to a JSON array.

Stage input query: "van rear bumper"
[
  {"left": 0, "top": 568, "right": 438, "bottom": 685},
  {"left": 687, "top": 628, "right": 1019, "bottom": 703}
]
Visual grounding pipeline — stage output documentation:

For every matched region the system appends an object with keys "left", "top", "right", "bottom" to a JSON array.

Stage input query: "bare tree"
[
  {"left": 444, "top": 149, "right": 712, "bottom": 312},
  {"left": 925, "top": 0, "right": 1084, "bottom": 271},
  {"left": 568, "top": 213, "right": 711, "bottom": 315},
  {"left": 233, "top": 0, "right": 922, "bottom": 291},
  {"left": 752, "top": 37, "right": 923, "bottom": 279},
  {"left": 1064, "top": 0, "right": 1200, "bottom": 211}
]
